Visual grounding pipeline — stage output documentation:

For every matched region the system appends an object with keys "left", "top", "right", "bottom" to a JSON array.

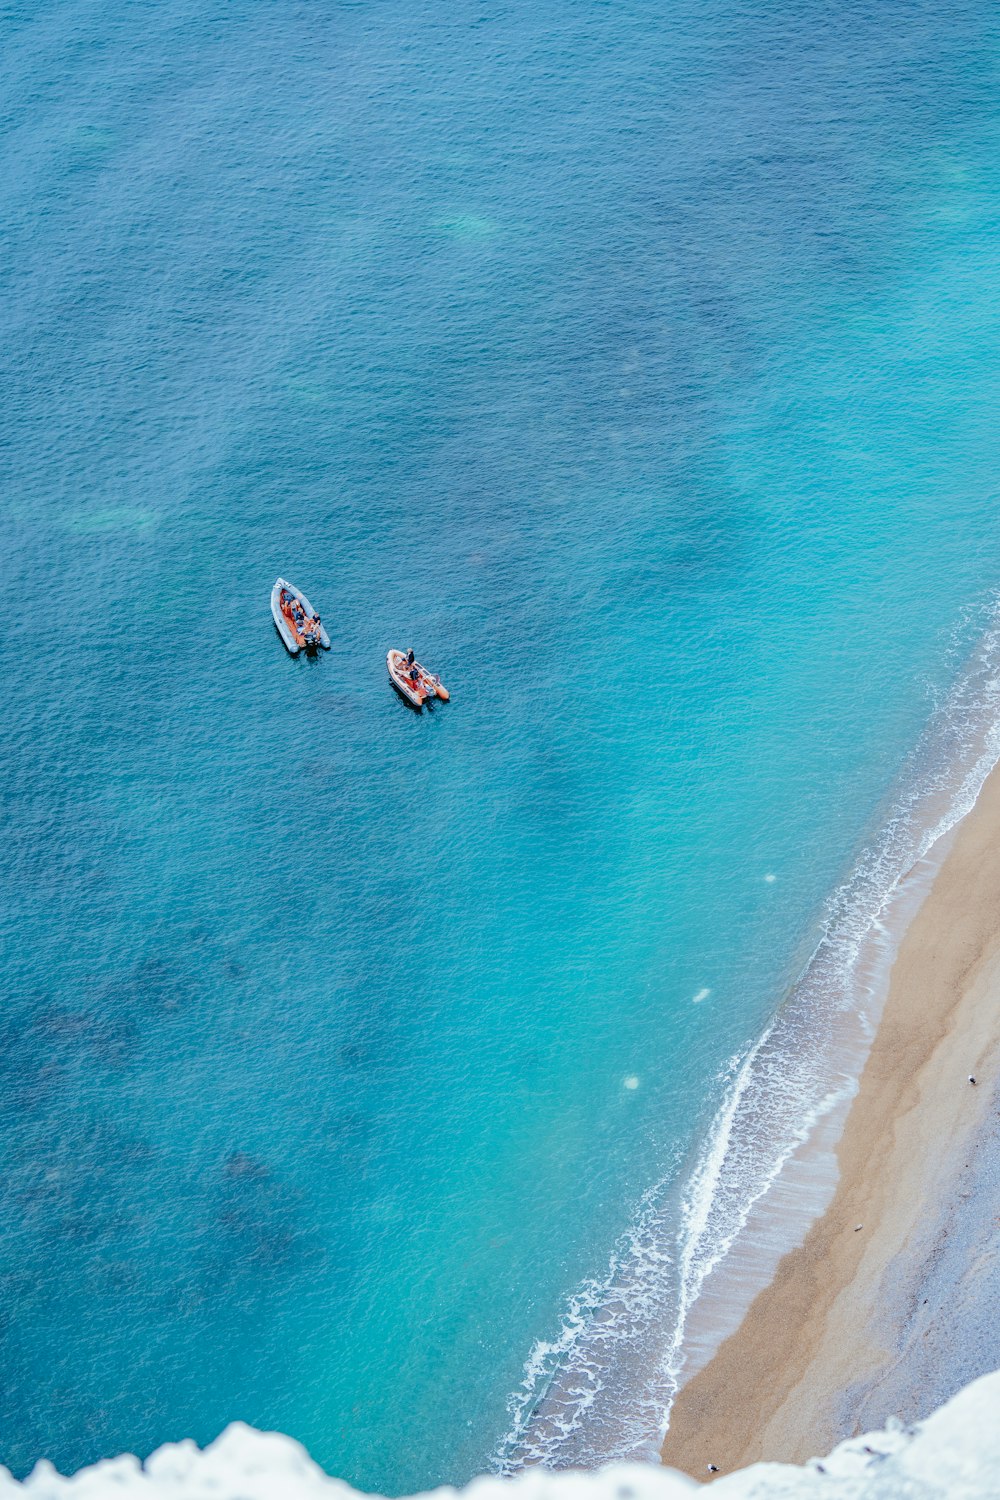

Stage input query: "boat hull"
[
  {"left": 271, "top": 577, "right": 331, "bottom": 655},
  {"left": 387, "top": 650, "right": 427, "bottom": 708}
]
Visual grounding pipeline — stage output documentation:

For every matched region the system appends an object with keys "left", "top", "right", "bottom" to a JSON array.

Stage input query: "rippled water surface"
[{"left": 3, "top": 0, "right": 1000, "bottom": 1488}]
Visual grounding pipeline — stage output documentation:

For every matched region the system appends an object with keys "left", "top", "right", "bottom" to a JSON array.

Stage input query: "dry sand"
[{"left": 660, "top": 758, "right": 1000, "bottom": 1480}]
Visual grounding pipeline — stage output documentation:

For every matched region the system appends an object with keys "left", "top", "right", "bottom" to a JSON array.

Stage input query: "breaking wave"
[{"left": 493, "top": 594, "right": 1000, "bottom": 1474}]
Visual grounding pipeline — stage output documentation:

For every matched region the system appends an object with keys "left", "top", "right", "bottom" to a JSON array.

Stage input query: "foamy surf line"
[{"left": 492, "top": 596, "right": 1000, "bottom": 1475}]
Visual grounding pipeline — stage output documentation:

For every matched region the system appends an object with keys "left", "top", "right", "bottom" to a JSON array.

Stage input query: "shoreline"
[
  {"left": 660, "top": 754, "right": 1000, "bottom": 1479},
  {"left": 495, "top": 608, "right": 1000, "bottom": 1475}
]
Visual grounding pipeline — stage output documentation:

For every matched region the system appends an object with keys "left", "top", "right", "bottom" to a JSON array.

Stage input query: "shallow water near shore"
[{"left": 4, "top": 0, "right": 1000, "bottom": 1489}]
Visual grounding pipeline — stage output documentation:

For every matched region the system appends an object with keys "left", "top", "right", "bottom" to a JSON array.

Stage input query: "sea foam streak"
[{"left": 493, "top": 596, "right": 1000, "bottom": 1474}]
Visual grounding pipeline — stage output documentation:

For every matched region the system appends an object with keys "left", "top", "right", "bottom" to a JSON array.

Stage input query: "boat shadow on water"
[
  {"left": 272, "top": 621, "right": 325, "bottom": 661},
  {"left": 389, "top": 680, "right": 439, "bottom": 714}
]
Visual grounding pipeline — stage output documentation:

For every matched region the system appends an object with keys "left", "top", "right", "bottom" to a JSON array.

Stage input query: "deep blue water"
[{"left": 3, "top": 0, "right": 1000, "bottom": 1488}]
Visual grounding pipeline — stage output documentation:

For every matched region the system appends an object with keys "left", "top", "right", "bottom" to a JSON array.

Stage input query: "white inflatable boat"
[{"left": 271, "top": 577, "right": 331, "bottom": 655}]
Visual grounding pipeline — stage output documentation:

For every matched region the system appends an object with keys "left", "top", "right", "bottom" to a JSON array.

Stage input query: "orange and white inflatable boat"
[
  {"left": 271, "top": 577, "right": 330, "bottom": 655},
  {"left": 387, "top": 650, "right": 450, "bottom": 708}
]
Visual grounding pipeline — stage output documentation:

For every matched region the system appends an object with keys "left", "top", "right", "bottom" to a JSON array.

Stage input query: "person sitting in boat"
[
  {"left": 281, "top": 594, "right": 307, "bottom": 641},
  {"left": 406, "top": 649, "right": 415, "bottom": 666}
]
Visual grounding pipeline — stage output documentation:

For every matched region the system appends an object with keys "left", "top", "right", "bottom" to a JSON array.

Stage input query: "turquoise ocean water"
[{"left": 3, "top": 0, "right": 1000, "bottom": 1487}]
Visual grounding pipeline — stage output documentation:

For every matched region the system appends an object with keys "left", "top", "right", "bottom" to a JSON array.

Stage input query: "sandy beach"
[{"left": 661, "top": 756, "right": 1000, "bottom": 1480}]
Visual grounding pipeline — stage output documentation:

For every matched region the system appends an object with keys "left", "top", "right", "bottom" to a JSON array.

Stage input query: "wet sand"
[{"left": 661, "top": 758, "right": 1000, "bottom": 1480}]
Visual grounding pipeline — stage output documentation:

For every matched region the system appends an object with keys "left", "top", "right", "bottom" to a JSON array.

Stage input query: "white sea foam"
[
  {"left": 9, "top": 1374, "right": 1000, "bottom": 1497},
  {"left": 493, "top": 594, "right": 1000, "bottom": 1476}
]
